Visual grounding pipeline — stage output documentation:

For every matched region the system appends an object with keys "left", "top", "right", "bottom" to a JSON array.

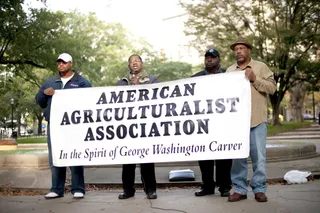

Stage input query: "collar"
[
  {"left": 55, "top": 70, "right": 79, "bottom": 82},
  {"left": 122, "top": 71, "right": 150, "bottom": 85},
  {"left": 204, "top": 66, "right": 224, "bottom": 74},
  {"left": 236, "top": 58, "right": 253, "bottom": 69}
]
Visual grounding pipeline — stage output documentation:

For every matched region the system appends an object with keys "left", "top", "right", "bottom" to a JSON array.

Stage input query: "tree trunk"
[
  {"left": 37, "top": 117, "right": 42, "bottom": 135},
  {"left": 36, "top": 111, "right": 44, "bottom": 135},
  {"left": 272, "top": 102, "right": 281, "bottom": 125},
  {"left": 289, "top": 81, "right": 308, "bottom": 122},
  {"left": 32, "top": 117, "right": 38, "bottom": 136},
  {"left": 270, "top": 91, "right": 282, "bottom": 125},
  {"left": 17, "top": 113, "right": 21, "bottom": 137}
]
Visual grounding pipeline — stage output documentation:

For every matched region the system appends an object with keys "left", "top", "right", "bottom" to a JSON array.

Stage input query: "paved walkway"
[
  {"left": 0, "top": 124, "right": 319, "bottom": 213},
  {"left": 1, "top": 181, "right": 320, "bottom": 213}
]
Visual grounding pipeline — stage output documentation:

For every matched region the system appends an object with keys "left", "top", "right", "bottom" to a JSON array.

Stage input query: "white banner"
[{"left": 50, "top": 71, "right": 251, "bottom": 166}]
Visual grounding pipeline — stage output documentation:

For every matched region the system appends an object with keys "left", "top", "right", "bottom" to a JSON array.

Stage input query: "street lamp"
[
  {"left": 312, "top": 89, "right": 316, "bottom": 123},
  {"left": 10, "top": 98, "right": 14, "bottom": 137}
]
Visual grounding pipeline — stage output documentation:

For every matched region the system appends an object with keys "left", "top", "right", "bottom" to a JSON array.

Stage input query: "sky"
[{"left": 26, "top": 0, "right": 202, "bottom": 64}]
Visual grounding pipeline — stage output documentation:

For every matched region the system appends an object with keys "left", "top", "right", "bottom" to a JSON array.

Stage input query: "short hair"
[{"left": 128, "top": 54, "right": 143, "bottom": 63}]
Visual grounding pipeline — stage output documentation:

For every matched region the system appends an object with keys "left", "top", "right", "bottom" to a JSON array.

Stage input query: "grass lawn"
[
  {"left": 16, "top": 137, "right": 46, "bottom": 144},
  {"left": 267, "top": 121, "right": 312, "bottom": 136}
]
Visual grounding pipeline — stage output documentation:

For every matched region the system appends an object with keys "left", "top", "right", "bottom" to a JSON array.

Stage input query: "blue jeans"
[
  {"left": 231, "top": 122, "right": 267, "bottom": 195},
  {"left": 47, "top": 124, "right": 85, "bottom": 196}
]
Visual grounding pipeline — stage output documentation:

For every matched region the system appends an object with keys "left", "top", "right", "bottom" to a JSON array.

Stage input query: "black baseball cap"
[{"left": 205, "top": 48, "right": 220, "bottom": 57}]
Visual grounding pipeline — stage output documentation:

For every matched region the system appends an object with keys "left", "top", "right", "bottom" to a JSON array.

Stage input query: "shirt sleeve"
[
  {"left": 35, "top": 82, "right": 48, "bottom": 109},
  {"left": 79, "top": 77, "right": 92, "bottom": 88},
  {"left": 252, "top": 64, "right": 276, "bottom": 95}
]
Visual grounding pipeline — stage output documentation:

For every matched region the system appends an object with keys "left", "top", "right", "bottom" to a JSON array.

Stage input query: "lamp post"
[
  {"left": 10, "top": 98, "right": 14, "bottom": 137},
  {"left": 311, "top": 75, "right": 316, "bottom": 123},
  {"left": 312, "top": 88, "right": 316, "bottom": 123}
]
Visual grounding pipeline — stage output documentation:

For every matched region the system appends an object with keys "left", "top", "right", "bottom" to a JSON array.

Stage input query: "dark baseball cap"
[{"left": 205, "top": 48, "right": 220, "bottom": 57}]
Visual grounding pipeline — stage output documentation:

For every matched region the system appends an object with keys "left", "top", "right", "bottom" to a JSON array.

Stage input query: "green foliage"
[
  {"left": 0, "top": 0, "right": 197, "bottom": 135},
  {"left": 1, "top": 1, "right": 59, "bottom": 69},
  {"left": 145, "top": 61, "right": 193, "bottom": 82},
  {"left": 180, "top": 0, "right": 320, "bottom": 125},
  {"left": 296, "top": 60, "right": 320, "bottom": 89},
  {"left": 1, "top": 1, "right": 156, "bottom": 86}
]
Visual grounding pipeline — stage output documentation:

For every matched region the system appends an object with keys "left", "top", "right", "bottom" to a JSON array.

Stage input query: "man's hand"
[
  {"left": 130, "top": 75, "right": 140, "bottom": 85},
  {"left": 44, "top": 87, "right": 55, "bottom": 96},
  {"left": 245, "top": 68, "right": 256, "bottom": 83}
]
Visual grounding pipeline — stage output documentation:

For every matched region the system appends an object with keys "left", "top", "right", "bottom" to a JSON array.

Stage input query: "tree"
[
  {"left": 289, "top": 81, "right": 309, "bottom": 122},
  {"left": 289, "top": 60, "right": 320, "bottom": 122},
  {"left": 1, "top": 1, "right": 159, "bottom": 135},
  {"left": 0, "top": 72, "right": 13, "bottom": 135},
  {"left": 180, "top": 0, "right": 320, "bottom": 125},
  {"left": 145, "top": 60, "right": 193, "bottom": 82},
  {"left": 0, "top": 68, "right": 45, "bottom": 136},
  {"left": 1, "top": 0, "right": 154, "bottom": 86},
  {"left": 0, "top": 0, "right": 55, "bottom": 68}
]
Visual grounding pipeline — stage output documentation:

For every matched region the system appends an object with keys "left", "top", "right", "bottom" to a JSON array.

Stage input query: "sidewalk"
[{"left": 1, "top": 180, "right": 319, "bottom": 213}]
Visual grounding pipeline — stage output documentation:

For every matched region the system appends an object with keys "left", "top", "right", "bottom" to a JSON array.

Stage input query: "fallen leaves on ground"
[{"left": 1, "top": 178, "right": 318, "bottom": 196}]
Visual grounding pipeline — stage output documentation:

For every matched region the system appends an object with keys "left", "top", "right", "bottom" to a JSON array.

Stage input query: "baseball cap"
[
  {"left": 205, "top": 48, "right": 220, "bottom": 57},
  {"left": 57, "top": 53, "right": 72, "bottom": 62}
]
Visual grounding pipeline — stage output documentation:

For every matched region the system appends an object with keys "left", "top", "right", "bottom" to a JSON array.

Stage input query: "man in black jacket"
[
  {"left": 192, "top": 48, "right": 232, "bottom": 197},
  {"left": 116, "top": 54, "right": 159, "bottom": 200}
]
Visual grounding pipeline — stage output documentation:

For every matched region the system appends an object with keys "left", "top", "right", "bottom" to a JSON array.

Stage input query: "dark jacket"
[
  {"left": 192, "top": 67, "right": 226, "bottom": 77},
  {"left": 116, "top": 73, "right": 159, "bottom": 85},
  {"left": 35, "top": 71, "right": 91, "bottom": 122}
]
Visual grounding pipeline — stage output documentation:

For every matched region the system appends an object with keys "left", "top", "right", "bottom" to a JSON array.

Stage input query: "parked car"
[{"left": 303, "top": 113, "right": 317, "bottom": 121}]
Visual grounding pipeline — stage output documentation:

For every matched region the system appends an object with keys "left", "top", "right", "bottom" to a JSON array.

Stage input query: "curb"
[
  {"left": 1, "top": 173, "right": 319, "bottom": 192},
  {"left": 268, "top": 137, "right": 320, "bottom": 140},
  {"left": 0, "top": 154, "right": 49, "bottom": 169}
]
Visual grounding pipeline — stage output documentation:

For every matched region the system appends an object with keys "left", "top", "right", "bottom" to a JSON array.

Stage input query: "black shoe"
[
  {"left": 194, "top": 189, "right": 215, "bottom": 197},
  {"left": 118, "top": 191, "right": 134, "bottom": 199},
  {"left": 146, "top": 190, "right": 157, "bottom": 199},
  {"left": 219, "top": 188, "right": 230, "bottom": 197}
]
